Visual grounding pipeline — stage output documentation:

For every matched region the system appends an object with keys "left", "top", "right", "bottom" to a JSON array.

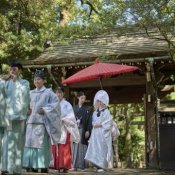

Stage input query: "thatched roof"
[{"left": 23, "top": 31, "right": 172, "bottom": 67}]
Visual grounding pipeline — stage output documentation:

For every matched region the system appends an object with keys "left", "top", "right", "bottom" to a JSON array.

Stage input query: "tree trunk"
[{"left": 124, "top": 107, "right": 132, "bottom": 168}]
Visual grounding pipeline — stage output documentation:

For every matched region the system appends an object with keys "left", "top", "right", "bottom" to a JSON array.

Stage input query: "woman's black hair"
[
  {"left": 55, "top": 85, "right": 64, "bottom": 93},
  {"left": 77, "top": 91, "right": 85, "bottom": 97}
]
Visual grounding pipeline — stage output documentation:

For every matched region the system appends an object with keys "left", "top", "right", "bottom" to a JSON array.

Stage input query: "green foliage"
[
  {"left": 0, "top": 0, "right": 60, "bottom": 61},
  {"left": 121, "top": 0, "right": 175, "bottom": 59},
  {"left": 163, "top": 91, "right": 175, "bottom": 100},
  {"left": 110, "top": 103, "right": 145, "bottom": 168}
]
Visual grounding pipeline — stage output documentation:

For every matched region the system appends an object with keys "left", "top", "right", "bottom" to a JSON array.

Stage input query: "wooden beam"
[{"left": 21, "top": 56, "right": 171, "bottom": 68}]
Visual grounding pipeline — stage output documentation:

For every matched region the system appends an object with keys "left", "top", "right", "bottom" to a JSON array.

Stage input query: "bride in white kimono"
[{"left": 85, "top": 90, "right": 113, "bottom": 173}]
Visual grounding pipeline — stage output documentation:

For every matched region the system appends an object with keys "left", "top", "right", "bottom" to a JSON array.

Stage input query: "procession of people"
[{"left": 0, "top": 61, "right": 119, "bottom": 175}]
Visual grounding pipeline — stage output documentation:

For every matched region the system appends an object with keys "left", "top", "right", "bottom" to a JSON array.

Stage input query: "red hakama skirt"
[{"left": 51, "top": 133, "right": 72, "bottom": 170}]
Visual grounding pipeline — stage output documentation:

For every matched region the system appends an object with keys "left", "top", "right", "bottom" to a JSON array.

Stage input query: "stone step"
[{"left": 19, "top": 168, "right": 174, "bottom": 175}]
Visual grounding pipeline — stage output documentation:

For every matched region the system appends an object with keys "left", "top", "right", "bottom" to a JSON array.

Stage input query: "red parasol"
[{"left": 62, "top": 59, "right": 139, "bottom": 88}]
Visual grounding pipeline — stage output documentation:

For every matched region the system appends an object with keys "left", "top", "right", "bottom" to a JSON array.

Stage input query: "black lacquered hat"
[{"left": 34, "top": 70, "right": 45, "bottom": 79}]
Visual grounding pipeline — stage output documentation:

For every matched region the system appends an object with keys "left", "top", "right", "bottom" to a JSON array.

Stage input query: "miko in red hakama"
[{"left": 51, "top": 133, "right": 72, "bottom": 171}]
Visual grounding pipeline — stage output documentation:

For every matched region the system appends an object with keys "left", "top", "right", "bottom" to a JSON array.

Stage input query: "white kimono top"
[
  {"left": 25, "top": 86, "right": 61, "bottom": 148},
  {"left": 59, "top": 99, "right": 80, "bottom": 144}
]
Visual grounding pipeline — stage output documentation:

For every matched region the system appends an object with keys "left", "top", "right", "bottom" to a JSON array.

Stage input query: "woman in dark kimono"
[{"left": 72, "top": 92, "right": 92, "bottom": 171}]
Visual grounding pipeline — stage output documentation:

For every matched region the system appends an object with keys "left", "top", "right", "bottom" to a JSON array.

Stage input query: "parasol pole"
[
  {"left": 99, "top": 77, "right": 103, "bottom": 89},
  {"left": 96, "top": 58, "right": 103, "bottom": 89}
]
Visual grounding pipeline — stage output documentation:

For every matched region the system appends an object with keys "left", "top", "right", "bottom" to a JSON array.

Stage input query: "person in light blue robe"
[
  {"left": 0, "top": 79, "right": 8, "bottom": 173},
  {"left": 23, "top": 70, "right": 61, "bottom": 173},
  {"left": 1, "top": 62, "right": 30, "bottom": 175}
]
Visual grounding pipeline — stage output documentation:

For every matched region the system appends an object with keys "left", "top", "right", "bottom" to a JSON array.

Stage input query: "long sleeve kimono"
[
  {"left": 51, "top": 99, "right": 80, "bottom": 170},
  {"left": 0, "top": 80, "right": 8, "bottom": 127},
  {"left": 85, "top": 108, "right": 113, "bottom": 170},
  {"left": 59, "top": 99, "right": 80, "bottom": 144},
  {"left": 0, "top": 80, "right": 7, "bottom": 170},
  {"left": 2, "top": 78, "right": 30, "bottom": 174},
  {"left": 23, "top": 86, "right": 61, "bottom": 169}
]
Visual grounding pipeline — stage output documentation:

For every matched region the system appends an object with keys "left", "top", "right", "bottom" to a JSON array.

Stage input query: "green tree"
[
  {"left": 111, "top": 103, "right": 145, "bottom": 168},
  {"left": 121, "top": 0, "right": 175, "bottom": 59},
  {"left": 0, "top": 0, "right": 60, "bottom": 61}
]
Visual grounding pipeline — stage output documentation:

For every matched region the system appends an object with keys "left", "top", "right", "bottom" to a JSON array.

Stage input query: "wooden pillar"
[
  {"left": 145, "top": 59, "right": 160, "bottom": 169},
  {"left": 0, "top": 64, "right": 2, "bottom": 74},
  {"left": 64, "top": 85, "right": 70, "bottom": 100},
  {"left": 125, "top": 109, "right": 132, "bottom": 168}
]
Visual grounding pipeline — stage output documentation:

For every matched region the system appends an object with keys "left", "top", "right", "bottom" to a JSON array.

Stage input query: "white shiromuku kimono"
[
  {"left": 59, "top": 99, "right": 80, "bottom": 144},
  {"left": 85, "top": 90, "right": 113, "bottom": 170},
  {"left": 2, "top": 78, "right": 30, "bottom": 174},
  {"left": 85, "top": 108, "right": 113, "bottom": 169},
  {"left": 23, "top": 86, "right": 61, "bottom": 169}
]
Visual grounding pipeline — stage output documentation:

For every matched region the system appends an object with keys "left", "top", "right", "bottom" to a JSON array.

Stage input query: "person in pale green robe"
[
  {"left": 1, "top": 62, "right": 30, "bottom": 175},
  {"left": 0, "top": 79, "right": 8, "bottom": 173}
]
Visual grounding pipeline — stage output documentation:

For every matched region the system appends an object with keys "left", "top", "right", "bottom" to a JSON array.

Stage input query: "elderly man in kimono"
[
  {"left": 23, "top": 70, "right": 61, "bottom": 173},
  {"left": 0, "top": 78, "right": 7, "bottom": 173},
  {"left": 1, "top": 62, "right": 30, "bottom": 175},
  {"left": 85, "top": 90, "right": 113, "bottom": 173},
  {"left": 50, "top": 86, "right": 80, "bottom": 173}
]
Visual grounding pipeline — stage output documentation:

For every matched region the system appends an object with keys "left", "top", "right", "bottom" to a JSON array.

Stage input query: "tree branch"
[{"left": 80, "top": 0, "right": 99, "bottom": 17}]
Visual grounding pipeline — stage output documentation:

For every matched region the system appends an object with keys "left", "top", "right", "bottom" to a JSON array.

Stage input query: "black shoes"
[
  {"left": 25, "top": 168, "right": 48, "bottom": 173},
  {"left": 26, "top": 168, "right": 38, "bottom": 173},
  {"left": 63, "top": 169, "right": 68, "bottom": 173},
  {"left": 1, "top": 171, "right": 8, "bottom": 175},
  {"left": 41, "top": 168, "right": 48, "bottom": 173},
  {"left": 1, "top": 172, "right": 21, "bottom": 175},
  {"left": 58, "top": 169, "right": 68, "bottom": 173}
]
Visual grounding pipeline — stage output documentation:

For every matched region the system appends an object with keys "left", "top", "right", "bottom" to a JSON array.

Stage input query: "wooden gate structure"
[
  {"left": 158, "top": 101, "right": 175, "bottom": 170},
  {"left": 17, "top": 31, "right": 175, "bottom": 169}
]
